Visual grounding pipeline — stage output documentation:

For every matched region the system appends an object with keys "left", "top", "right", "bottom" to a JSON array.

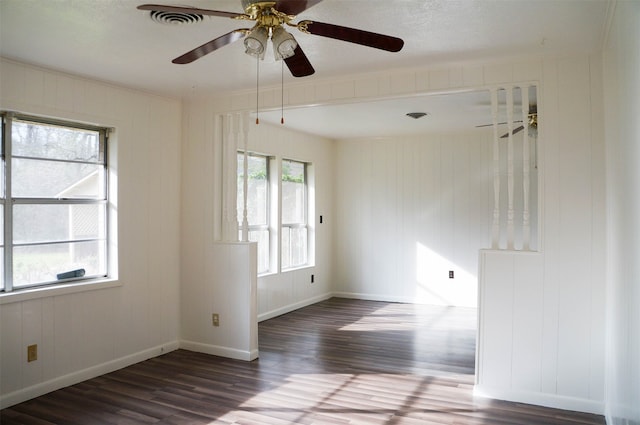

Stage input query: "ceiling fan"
[
  {"left": 476, "top": 105, "right": 538, "bottom": 138},
  {"left": 137, "top": 0, "right": 404, "bottom": 77}
]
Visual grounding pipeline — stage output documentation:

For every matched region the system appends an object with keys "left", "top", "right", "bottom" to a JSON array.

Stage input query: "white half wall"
[
  {"left": 0, "top": 59, "right": 182, "bottom": 408},
  {"left": 180, "top": 242, "right": 258, "bottom": 361}
]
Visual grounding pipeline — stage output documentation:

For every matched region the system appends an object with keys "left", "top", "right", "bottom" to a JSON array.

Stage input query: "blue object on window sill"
[{"left": 56, "top": 269, "right": 86, "bottom": 280}]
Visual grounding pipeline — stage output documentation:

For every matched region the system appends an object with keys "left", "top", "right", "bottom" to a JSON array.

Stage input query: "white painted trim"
[
  {"left": 258, "top": 292, "right": 333, "bottom": 322},
  {"left": 333, "top": 291, "right": 479, "bottom": 307},
  {"left": 0, "top": 279, "right": 121, "bottom": 305},
  {"left": 332, "top": 291, "right": 414, "bottom": 304},
  {"left": 474, "top": 385, "right": 605, "bottom": 416},
  {"left": 180, "top": 340, "right": 258, "bottom": 361},
  {"left": 0, "top": 341, "right": 180, "bottom": 409}
]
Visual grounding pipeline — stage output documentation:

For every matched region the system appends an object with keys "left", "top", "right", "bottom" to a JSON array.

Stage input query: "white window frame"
[
  {"left": 281, "top": 158, "right": 309, "bottom": 270},
  {"left": 0, "top": 112, "right": 110, "bottom": 293},
  {"left": 237, "top": 151, "right": 272, "bottom": 275}
]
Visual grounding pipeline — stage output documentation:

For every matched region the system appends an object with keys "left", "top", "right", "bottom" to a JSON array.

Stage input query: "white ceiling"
[{"left": 0, "top": 0, "right": 609, "bottom": 138}]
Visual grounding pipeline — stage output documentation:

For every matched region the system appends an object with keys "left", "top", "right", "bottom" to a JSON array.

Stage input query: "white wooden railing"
[
  {"left": 219, "top": 112, "right": 250, "bottom": 242},
  {"left": 490, "top": 85, "right": 538, "bottom": 251}
]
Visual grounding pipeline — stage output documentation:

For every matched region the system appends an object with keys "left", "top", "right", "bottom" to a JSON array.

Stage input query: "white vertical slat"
[
  {"left": 213, "top": 114, "right": 223, "bottom": 242},
  {"left": 221, "top": 114, "right": 231, "bottom": 241},
  {"left": 491, "top": 88, "right": 500, "bottom": 249},
  {"left": 522, "top": 87, "right": 531, "bottom": 250},
  {"left": 222, "top": 114, "right": 240, "bottom": 242},
  {"left": 231, "top": 114, "right": 240, "bottom": 241},
  {"left": 242, "top": 112, "right": 249, "bottom": 242},
  {"left": 506, "top": 86, "right": 515, "bottom": 250}
]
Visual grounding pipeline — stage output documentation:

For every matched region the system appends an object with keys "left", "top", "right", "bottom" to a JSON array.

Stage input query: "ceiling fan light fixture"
[
  {"left": 272, "top": 26, "right": 297, "bottom": 60},
  {"left": 244, "top": 26, "right": 268, "bottom": 57},
  {"left": 406, "top": 112, "right": 429, "bottom": 119}
]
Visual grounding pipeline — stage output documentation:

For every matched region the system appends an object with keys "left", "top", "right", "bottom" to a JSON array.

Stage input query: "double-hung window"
[
  {"left": 237, "top": 152, "right": 270, "bottom": 274},
  {"left": 281, "top": 159, "right": 308, "bottom": 270},
  {"left": 1, "top": 113, "right": 109, "bottom": 292}
]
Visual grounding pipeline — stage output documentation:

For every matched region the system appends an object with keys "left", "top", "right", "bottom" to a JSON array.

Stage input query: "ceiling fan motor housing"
[{"left": 242, "top": 1, "right": 279, "bottom": 20}]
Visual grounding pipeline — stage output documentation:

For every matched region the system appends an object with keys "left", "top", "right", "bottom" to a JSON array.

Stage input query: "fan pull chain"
[
  {"left": 255, "top": 54, "right": 260, "bottom": 125},
  {"left": 281, "top": 60, "right": 285, "bottom": 125}
]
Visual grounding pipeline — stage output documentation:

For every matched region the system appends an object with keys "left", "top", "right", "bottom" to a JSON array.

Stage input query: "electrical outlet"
[
  {"left": 27, "top": 344, "right": 38, "bottom": 362},
  {"left": 449, "top": 270, "right": 454, "bottom": 279},
  {"left": 212, "top": 313, "right": 220, "bottom": 327}
]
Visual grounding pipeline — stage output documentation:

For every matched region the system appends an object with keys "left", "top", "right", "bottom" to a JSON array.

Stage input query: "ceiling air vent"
[{"left": 150, "top": 10, "right": 204, "bottom": 25}]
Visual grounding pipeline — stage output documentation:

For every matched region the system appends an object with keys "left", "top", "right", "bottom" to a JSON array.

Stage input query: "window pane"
[
  {"left": 13, "top": 240, "right": 107, "bottom": 287},
  {"left": 281, "top": 226, "right": 307, "bottom": 269},
  {"left": 0, "top": 204, "right": 3, "bottom": 290},
  {"left": 14, "top": 204, "right": 105, "bottom": 244},
  {"left": 12, "top": 119, "right": 101, "bottom": 162},
  {"left": 12, "top": 158, "right": 105, "bottom": 198},
  {"left": 248, "top": 229, "right": 270, "bottom": 274},
  {"left": 0, "top": 247, "right": 3, "bottom": 291},
  {"left": 0, "top": 159, "right": 4, "bottom": 198},
  {"left": 290, "top": 227, "right": 307, "bottom": 267},
  {"left": 0, "top": 129, "right": 4, "bottom": 198},
  {"left": 281, "top": 227, "right": 291, "bottom": 270},
  {"left": 282, "top": 160, "right": 305, "bottom": 224},
  {"left": 237, "top": 154, "right": 268, "bottom": 226}
]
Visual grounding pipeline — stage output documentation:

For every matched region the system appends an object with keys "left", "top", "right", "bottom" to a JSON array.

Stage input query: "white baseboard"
[
  {"left": 332, "top": 291, "right": 413, "bottom": 304},
  {"left": 258, "top": 292, "right": 333, "bottom": 322},
  {"left": 474, "top": 384, "right": 605, "bottom": 416},
  {"left": 180, "top": 340, "right": 258, "bottom": 361},
  {"left": 0, "top": 341, "right": 180, "bottom": 409}
]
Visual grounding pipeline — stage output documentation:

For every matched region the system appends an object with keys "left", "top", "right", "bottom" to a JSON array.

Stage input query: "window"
[
  {"left": 281, "top": 159, "right": 308, "bottom": 269},
  {"left": 237, "top": 154, "right": 311, "bottom": 273},
  {"left": 237, "top": 152, "right": 270, "bottom": 274},
  {"left": 1, "top": 113, "right": 109, "bottom": 292}
]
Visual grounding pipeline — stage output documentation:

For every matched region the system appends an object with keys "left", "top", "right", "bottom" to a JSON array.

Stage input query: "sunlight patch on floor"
[{"left": 212, "top": 373, "right": 447, "bottom": 424}]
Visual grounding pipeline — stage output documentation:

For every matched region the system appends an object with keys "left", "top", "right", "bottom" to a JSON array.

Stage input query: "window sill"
[
  {"left": 282, "top": 264, "right": 315, "bottom": 273},
  {"left": 0, "top": 278, "right": 121, "bottom": 305}
]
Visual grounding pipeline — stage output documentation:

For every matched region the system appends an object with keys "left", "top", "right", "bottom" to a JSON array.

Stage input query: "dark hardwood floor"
[{"left": 1, "top": 298, "right": 605, "bottom": 424}]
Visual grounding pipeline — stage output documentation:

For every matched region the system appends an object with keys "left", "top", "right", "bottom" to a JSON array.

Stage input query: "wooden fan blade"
[
  {"left": 172, "top": 30, "right": 248, "bottom": 64},
  {"left": 137, "top": 4, "right": 245, "bottom": 19},
  {"left": 302, "top": 21, "right": 404, "bottom": 52},
  {"left": 284, "top": 45, "right": 315, "bottom": 77},
  {"left": 500, "top": 125, "right": 525, "bottom": 138},
  {"left": 275, "top": 0, "right": 323, "bottom": 16}
]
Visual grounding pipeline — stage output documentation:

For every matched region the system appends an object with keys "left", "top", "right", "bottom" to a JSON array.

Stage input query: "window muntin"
[
  {"left": 1, "top": 113, "right": 109, "bottom": 292},
  {"left": 237, "top": 152, "right": 270, "bottom": 274},
  {"left": 281, "top": 159, "right": 308, "bottom": 270}
]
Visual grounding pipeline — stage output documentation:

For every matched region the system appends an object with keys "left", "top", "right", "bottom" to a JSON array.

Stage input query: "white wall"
[
  {"left": 0, "top": 59, "right": 182, "bottom": 407},
  {"left": 180, "top": 99, "right": 335, "bottom": 324},
  {"left": 603, "top": 1, "right": 640, "bottom": 424},
  {"left": 476, "top": 55, "right": 606, "bottom": 414},
  {"left": 249, "top": 123, "right": 335, "bottom": 320},
  {"left": 334, "top": 132, "right": 493, "bottom": 307}
]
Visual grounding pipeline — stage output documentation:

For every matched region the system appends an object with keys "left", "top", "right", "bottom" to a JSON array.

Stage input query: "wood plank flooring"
[{"left": 1, "top": 298, "right": 605, "bottom": 424}]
